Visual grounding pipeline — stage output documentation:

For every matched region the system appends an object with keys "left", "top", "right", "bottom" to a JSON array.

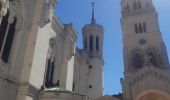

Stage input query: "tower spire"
[{"left": 91, "top": 2, "right": 96, "bottom": 24}]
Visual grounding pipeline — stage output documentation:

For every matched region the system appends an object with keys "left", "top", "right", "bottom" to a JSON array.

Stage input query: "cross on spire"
[{"left": 91, "top": 2, "right": 96, "bottom": 24}]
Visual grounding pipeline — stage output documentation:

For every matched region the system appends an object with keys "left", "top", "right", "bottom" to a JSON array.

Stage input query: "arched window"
[
  {"left": 134, "top": 1, "right": 137, "bottom": 9},
  {"left": 2, "top": 17, "right": 17, "bottom": 63},
  {"left": 138, "top": 0, "right": 141, "bottom": 9},
  {"left": 139, "top": 23, "right": 143, "bottom": 33},
  {"left": 148, "top": 51, "right": 158, "bottom": 67},
  {"left": 135, "top": 23, "right": 138, "bottom": 33},
  {"left": 96, "top": 36, "right": 99, "bottom": 51},
  {"left": 45, "top": 44, "right": 55, "bottom": 88},
  {"left": 143, "top": 22, "right": 147, "bottom": 33},
  {"left": 133, "top": 51, "right": 144, "bottom": 69},
  {"left": 90, "top": 35, "right": 93, "bottom": 51},
  {"left": 0, "top": 11, "right": 9, "bottom": 52}
]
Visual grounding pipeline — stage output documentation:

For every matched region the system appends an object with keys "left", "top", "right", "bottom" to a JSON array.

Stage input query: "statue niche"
[
  {"left": 146, "top": 49, "right": 159, "bottom": 67},
  {"left": 44, "top": 43, "right": 55, "bottom": 88}
]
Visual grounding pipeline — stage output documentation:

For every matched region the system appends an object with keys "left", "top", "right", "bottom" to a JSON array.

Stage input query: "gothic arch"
[
  {"left": 132, "top": 50, "right": 144, "bottom": 69},
  {"left": 0, "top": 1, "right": 24, "bottom": 64},
  {"left": 0, "top": 2, "right": 20, "bottom": 63},
  {"left": 145, "top": 47, "right": 160, "bottom": 67},
  {"left": 135, "top": 89, "right": 170, "bottom": 100}
]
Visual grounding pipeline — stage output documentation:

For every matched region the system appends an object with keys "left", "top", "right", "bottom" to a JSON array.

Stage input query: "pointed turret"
[{"left": 91, "top": 2, "right": 96, "bottom": 24}]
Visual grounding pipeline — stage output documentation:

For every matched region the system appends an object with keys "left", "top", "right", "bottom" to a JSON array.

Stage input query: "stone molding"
[
  {"left": 0, "top": 60, "right": 18, "bottom": 85},
  {"left": 127, "top": 66, "right": 170, "bottom": 86}
]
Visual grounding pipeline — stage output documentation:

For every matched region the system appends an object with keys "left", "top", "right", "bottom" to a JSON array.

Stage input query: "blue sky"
[{"left": 56, "top": 0, "right": 170, "bottom": 95}]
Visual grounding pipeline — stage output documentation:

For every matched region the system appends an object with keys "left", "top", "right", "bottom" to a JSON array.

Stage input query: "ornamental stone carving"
[{"left": 0, "top": 0, "right": 9, "bottom": 17}]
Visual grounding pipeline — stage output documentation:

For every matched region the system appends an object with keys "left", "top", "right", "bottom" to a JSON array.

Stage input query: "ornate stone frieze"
[{"left": 130, "top": 66, "right": 170, "bottom": 86}]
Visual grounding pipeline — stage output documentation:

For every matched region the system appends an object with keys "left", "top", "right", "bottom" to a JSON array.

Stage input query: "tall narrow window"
[
  {"left": 45, "top": 44, "right": 55, "bottom": 88},
  {"left": 45, "top": 59, "right": 51, "bottom": 87},
  {"left": 133, "top": 52, "right": 144, "bottom": 69},
  {"left": 2, "top": 17, "right": 17, "bottom": 63},
  {"left": 139, "top": 23, "right": 143, "bottom": 33},
  {"left": 45, "top": 57, "right": 55, "bottom": 88},
  {"left": 135, "top": 23, "right": 138, "bottom": 33},
  {"left": 72, "top": 82, "right": 75, "bottom": 91},
  {"left": 90, "top": 35, "right": 93, "bottom": 51},
  {"left": 138, "top": 0, "right": 141, "bottom": 9},
  {"left": 96, "top": 36, "right": 99, "bottom": 51},
  {"left": 50, "top": 60, "right": 55, "bottom": 83},
  {"left": 143, "top": 23, "right": 147, "bottom": 33},
  {"left": 0, "top": 11, "right": 9, "bottom": 52},
  {"left": 134, "top": 1, "right": 137, "bottom": 9}
]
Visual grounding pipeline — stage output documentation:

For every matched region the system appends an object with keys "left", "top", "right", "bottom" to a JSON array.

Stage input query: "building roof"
[{"left": 42, "top": 87, "right": 87, "bottom": 96}]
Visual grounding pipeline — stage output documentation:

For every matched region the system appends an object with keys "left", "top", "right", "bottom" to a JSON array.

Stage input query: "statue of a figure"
[{"left": 47, "top": 44, "right": 55, "bottom": 62}]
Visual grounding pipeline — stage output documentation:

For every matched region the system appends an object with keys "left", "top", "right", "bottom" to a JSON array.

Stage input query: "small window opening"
[
  {"left": 90, "top": 35, "right": 93, "bottom": 51},
  {"left": 89, "top": 85, "right": 92, "bottom": 89},
  {"left": 96, "top": 36, "right": 99, "bottom": 51},
  {"left": 89, "top": 65, "right": 93, "bottom": 69}
]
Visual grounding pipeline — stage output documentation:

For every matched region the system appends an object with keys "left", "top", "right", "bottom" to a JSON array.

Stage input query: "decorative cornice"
[{"left": 128, "top": 66, "right": 170, "bottom": 86}]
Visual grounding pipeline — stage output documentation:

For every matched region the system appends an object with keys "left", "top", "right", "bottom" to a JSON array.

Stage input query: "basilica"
[{"left": 0, "top": 0, "right": 170, "bottom": 100}]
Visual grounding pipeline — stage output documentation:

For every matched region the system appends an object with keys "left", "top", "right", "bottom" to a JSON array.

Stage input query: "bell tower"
[
  {"left": 83, "top": 2, "right": 103, "bottom": 58},
  {"left": 121, "top": 0, "right": 170, "bottom": 100},
  {"left": 82, "top": 2, "right": 104, "bottom": 99}
]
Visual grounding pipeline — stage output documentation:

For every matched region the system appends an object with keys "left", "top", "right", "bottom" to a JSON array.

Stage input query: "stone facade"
[
  {"left": 121, "top": 0, "right": 170, "bottom": 100},
  {"left": 0, "top": 0, "right": 104, "bottom": 100},
  {"left": 0, "top": 0, "right": 170, "bottom": 100}
]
